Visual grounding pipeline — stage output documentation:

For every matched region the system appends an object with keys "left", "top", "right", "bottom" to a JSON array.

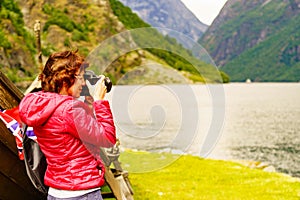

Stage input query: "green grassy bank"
[{"left": 116, "top": 151, "right": 300, "bottom": 200}]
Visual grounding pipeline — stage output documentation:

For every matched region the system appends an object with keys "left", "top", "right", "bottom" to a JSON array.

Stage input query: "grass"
[{"left": 109, "top": 151, "right": 300, "bottom": 200}]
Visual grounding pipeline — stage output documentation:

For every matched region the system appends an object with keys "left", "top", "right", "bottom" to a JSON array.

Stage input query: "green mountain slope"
[
  {"left": 0, "top": 0, "right": 229, "bottom": 90},
  {"left": 201, "top": 0, "right": 300, "bottom": 82},
  {"left": 224, "top": 14, "right": 300, "bottom": 82},
  {"left": 1, "top": 0, "right": 128, "bottom": 88},
  {"left": 0, "top": 0, "right": 37, "bottom": 85}
]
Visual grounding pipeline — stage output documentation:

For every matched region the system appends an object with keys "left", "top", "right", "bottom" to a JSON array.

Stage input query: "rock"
[{"left": 234, "top": 160, "right": 276, "bottom": 172}]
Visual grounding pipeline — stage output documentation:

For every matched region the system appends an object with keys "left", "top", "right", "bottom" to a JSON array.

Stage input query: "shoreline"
[{"left": 119, "top": 147, "right": 300, "bottom": 180}]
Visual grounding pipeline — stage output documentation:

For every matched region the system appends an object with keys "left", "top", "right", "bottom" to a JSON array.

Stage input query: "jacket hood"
[{"left": 19, "top": 91, "right": 72, "bottom": 127}]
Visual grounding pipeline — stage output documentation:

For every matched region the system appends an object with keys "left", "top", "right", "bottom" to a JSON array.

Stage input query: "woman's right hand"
[{"left": 86, "top": 75, "right": 107, "bottom": 101}]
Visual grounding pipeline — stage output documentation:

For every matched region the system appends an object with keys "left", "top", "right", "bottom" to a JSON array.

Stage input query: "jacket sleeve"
[{"left": 66, "top": 100, "right": 116, "bottom": 148}]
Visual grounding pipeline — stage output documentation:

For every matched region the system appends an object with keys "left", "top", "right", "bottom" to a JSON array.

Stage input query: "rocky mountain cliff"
[
  {"left": 200, "top": 0, "right": 300, "bottom": 82},
  {"left": 119, "top": 0, "right": 208, "bottom": 44}
]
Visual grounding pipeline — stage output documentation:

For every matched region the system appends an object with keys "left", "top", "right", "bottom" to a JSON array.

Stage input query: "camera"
[{"left": 80, "top": 70, "right": 112, "bottom": 96}]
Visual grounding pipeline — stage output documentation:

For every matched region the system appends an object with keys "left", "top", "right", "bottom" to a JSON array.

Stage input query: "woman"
[{"left": 19, "top": 50, "right": 116, "bottom": 200}]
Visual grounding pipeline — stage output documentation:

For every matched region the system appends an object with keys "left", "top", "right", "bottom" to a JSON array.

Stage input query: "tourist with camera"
[{"left": 19, "top": 50, "right": 116, "bottom": 200}]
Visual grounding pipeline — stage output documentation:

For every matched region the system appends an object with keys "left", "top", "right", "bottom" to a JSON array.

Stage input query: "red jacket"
[{"left": 19, "top": 91, "right": 116, "bottom": 190}]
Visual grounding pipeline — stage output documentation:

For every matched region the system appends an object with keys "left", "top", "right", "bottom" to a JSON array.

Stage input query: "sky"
[{"left": 180, "top": 0, "right": 228, "bottom": 25}]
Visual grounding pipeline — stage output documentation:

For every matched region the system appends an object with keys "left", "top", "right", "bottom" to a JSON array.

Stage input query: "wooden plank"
[
  {"left": 115, "top": 174, "right": 134, "bottom": 200},
  {"left": 0, "top": 70, "right": 23, "bottom": 110},
  {"left": 0, "top": 172, "right": 32, "bottom": 200},
  {"left": 104, "top": 166, "right": 122, "bottom": 200},
  {"left": 0, "top": 120, "right": 19, "bottom": 156}
]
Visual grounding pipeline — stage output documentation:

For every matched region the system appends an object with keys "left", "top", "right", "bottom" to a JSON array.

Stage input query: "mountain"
[
  {"left": 0, "top": 0, "right": 229, "bottom": 90},
  {"left": 200, "top": 0, "right": 300, "bottom": 82},
  {"left": 118, "top": 0, "right": 208, "bottom": 45},
  {"left": 0, "top": 0, "right": 130, "bottom": 88}
]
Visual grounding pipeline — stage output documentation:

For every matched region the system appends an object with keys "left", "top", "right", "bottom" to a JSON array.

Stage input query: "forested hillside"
[
  {"left": 200, "top": 0, "right": 300, "bottom": 82},
  {"left": 0, "top": 0, "right": 229, "bottom": 91}
]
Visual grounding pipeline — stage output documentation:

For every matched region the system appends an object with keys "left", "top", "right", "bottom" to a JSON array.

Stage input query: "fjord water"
[
  {"left": 208, "top": 83, "right": 300, "bottom": 178},
  {"left": 108, "top": 83, "right": 299, "bottom": 177}
]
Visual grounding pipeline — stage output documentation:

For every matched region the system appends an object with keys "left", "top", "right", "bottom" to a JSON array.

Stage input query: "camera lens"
[{"left": 104, "top": 77, "right": 112, "bottom": 93}]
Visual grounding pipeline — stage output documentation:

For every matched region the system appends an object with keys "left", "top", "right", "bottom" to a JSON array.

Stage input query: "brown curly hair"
[{"left": 39, "top": 50, "right": 88, "bottom": 93}]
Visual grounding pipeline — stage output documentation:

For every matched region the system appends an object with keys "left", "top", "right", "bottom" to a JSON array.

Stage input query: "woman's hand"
[{"left": 86, "top": 75, "right": 107, "bottom": 101}]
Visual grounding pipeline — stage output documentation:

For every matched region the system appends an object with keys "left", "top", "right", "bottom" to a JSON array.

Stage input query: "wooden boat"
[
  {"left": 0, "top": 71, "right": 133, "bottom": 200},
  {"left": 0, "top": 71, "right": 44, "bottom": 199}
]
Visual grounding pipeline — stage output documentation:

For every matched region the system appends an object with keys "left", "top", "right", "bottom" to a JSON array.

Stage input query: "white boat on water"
[{"left": 246, "top": 78, "right": 252, "bottom": 83}]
